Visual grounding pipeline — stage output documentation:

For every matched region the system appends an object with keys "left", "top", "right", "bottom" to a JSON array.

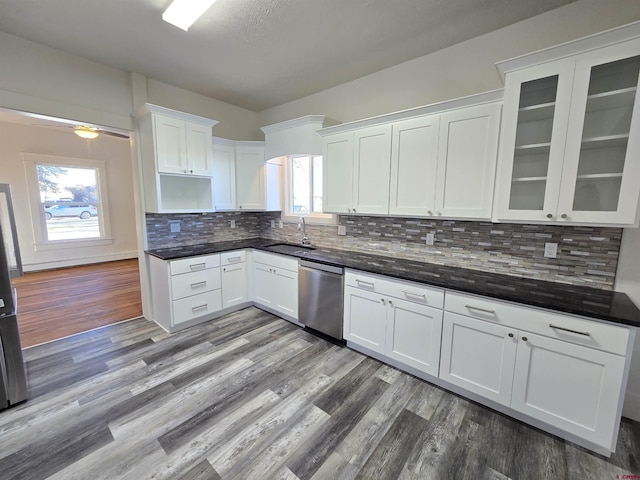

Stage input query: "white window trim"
[
  {"left": 22, "top": 153, "right": 113, "bottom": 247},
  {"left": 281, "top": 155, "right": 337, "bottom": 225}
]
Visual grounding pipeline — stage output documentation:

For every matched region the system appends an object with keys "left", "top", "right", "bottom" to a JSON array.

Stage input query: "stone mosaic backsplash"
[{"left": 146, "top": 212, "right": 622, "bottom": 290}]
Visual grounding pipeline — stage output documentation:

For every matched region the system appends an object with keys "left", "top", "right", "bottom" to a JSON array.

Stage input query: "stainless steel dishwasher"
[{"left": 298, "top": 260, "right": 344, "bottom": 341}]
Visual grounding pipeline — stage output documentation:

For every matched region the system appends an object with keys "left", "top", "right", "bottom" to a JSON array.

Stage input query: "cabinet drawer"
[
  {"left": 171, "top": 268, "right": 221, "bottom": 300},
  {"left": 345, "top": 270, "right": 444, "bottom": 308},
  {"left": 170, "top": 254, "right": 220, "bottom": 275},
  {"left": 221, "top": 250, "right": 246, "bottom": 265},
  {"left": 252, "top": 250, "right": 298, "bottom": 272},
  {"left": 445, "top": 291, "right": 630, "bottom": 355},
  {"left": 172, "top": 290, "right": 222, "bottom": 325}
]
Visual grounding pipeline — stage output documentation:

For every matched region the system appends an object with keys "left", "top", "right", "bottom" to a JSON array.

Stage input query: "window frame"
[
  {"left": 23, "top": 153, "right": 113, "bottom": 250},
  {"left": 281, "top": 154, "right": 337, "bottom": 225}
]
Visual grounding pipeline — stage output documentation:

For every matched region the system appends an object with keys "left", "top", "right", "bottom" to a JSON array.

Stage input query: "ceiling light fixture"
[
  {"left": 74, "top": 126, "right": 99, "bottom": 140},
  {"left": 162, "top": 0, "right": 218, "bottom": 31}
]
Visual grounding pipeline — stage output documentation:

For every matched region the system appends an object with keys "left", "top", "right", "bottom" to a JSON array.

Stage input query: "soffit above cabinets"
[{"left": 261, "top": 115, "right": 338, "bottom": 160}]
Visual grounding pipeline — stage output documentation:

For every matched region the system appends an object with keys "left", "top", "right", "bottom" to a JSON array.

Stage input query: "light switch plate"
[
  {"left": 230, "top": 220, "right": 236, "bottom": 229},
  {"left": 170, "top": 222, "right": 180, "bottom": 233},
  {"left": 270, "top": 220, "right": 275, "bottom": 228},
  {"left": 338, "top": 225, "right": 346, "bottom": 236},
  {"left": 279, "top": 220, "right": 284, "bottom": 229},
  {"left": 544, "top": 242, "right": 558, "bottom": 258}
]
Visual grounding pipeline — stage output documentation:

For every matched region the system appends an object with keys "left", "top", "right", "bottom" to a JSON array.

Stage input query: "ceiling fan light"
[
  {"left": 74, "top": 127, "right": 99, "bottom": 140},
  {"left": 162, "top": 0, "right": 217, "bottom": 31}
]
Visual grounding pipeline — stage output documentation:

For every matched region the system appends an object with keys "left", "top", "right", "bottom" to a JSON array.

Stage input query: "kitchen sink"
[{"left": 264, "top": 243, "right": 316, "bottom": 255}]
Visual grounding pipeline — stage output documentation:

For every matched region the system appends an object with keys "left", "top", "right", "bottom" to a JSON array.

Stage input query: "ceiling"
[{"left": 0, "top": 0, "right": 577, "bottom": 112}]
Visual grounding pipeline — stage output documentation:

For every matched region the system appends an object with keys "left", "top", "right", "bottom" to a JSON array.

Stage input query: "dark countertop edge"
[{"left": 145, "top": 239, "right": 640, "bottom": 329}]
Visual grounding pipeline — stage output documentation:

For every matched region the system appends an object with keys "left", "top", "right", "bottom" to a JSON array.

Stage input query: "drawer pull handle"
[
  {"left": 190, "top": 281, "right": 207, "bottom": 288},
  {"left": 403, "top": 290, "right": 426, "bottom": 298},
  {"left": 465, "top": 304, "right": 496, "bottom": 315},
  {"left": 549, "top": 324, "right": 590, "bottom": 337},
  {"left": 189, "top": 263, "right": 206, "bottom": 270},
  {"left": 192, "top": 304, "right": 208, "bottom": 311},
  {"left": 227, "top": 256, "right": 242, "bottom": 262},
  {"left": 356, "top": 279, "right": 375, "bottom": 287}
]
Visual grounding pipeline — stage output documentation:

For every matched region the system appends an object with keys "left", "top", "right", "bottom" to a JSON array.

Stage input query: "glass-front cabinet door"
[
  {"left": 558, "top": 41, "right": 640, "bottom": 225},
  {"left": 496, "top": 39, "right": 640, "bottom": 226},
  {"left": 495, "top": 60, "right": 575, "bottom": 222}
]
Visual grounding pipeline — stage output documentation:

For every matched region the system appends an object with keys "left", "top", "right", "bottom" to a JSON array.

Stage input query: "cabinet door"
[
  {"left": 252, "top": 262, "right": 274, "bottom": 308},
  {"left": 344, "top": 286, "right": 387, "bottom": 354},
  {"left": 212, "top": 143, "right": 237, "bottom": 210},
  {"left": 322, "top": 132, "right": 354, "bottom": 213},
  {"left": 236, "top": 146, "right": 265, "bottom": 210},
  {"left": 389, "top": 115, "right": 440, "bottom": 216},
  {"left": 352, "top": 125, "right": 392, "bottom": 215},
  {"left": 558, "top": 41, "right": 640, "bottom": 225},
  {"left": 185, "top": 122, "right": 214, "bottom": 176},
  {"left": 273, "top": 267, "right": 298, "bottom": 319},
  {"left": 221, "top": 263, "right": 247, "bottom": 308},
  {"left": 154, "top": 115, "right": 188, "bottom": 175},
  {"left": 494, "top": 60, "right": 575, "bottom": 222},
  {"left": 435, "top": 103, "right": 501, "bottom": 219},
  {"left": 440, "top": 312, "right": 517, "bottom": 406},
  {"left": 386, "top": 298, "right": 442, "bottom": 376},
  {"left": 511, "top": 332, "right": 626, "bottom": 449}
]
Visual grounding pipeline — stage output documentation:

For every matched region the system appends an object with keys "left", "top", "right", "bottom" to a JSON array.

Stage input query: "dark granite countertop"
[{"left": 146, "top": 238, "right": 640, "bottom": 328}]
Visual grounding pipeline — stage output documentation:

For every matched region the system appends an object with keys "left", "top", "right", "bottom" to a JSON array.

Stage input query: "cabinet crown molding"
[
  {"left": 317, "top": 89, "right": 503, "bottom": 136},
  {"left": 261, "top": 115, "right": 339, "bottom": 159},
  {"left": 135, "top": 103, "right": 219, "bottom": 127},
  {"left": 496, "top": 20, "right": 640, "bottom": 79},
  {"left": 259, "top": 115, "right": 339, "bottom": 134}
]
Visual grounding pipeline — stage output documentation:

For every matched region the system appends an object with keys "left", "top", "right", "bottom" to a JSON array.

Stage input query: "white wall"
[
  {"left": 616, "top": 229, "right": 640, "bottom": 421},
  {"left": 257, "top": 0, "right": 640, "bottom": 126},
  {"left": 0, "top": 121, "right": 138, "bottom": 270}
]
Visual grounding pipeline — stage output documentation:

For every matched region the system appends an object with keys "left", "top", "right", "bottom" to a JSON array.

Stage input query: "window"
[
  {"left": 283, "top": 155, "right": 336, "bottom": 224},
  {"left": 23, "top": 154, "right": 112, "bottom": 249}
]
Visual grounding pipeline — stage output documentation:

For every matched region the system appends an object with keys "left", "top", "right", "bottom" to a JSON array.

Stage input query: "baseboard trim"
[{"left": 23, "top": 251, "right": 138, "bottom": 272}]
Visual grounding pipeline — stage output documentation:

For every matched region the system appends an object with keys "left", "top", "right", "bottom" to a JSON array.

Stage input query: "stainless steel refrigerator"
[{"left": 0, "top": 183, "right": 28, "bottom": 410}]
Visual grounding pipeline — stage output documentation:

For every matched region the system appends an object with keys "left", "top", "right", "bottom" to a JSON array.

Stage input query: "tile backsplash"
[{"left": 146, "top": 212, "right": 622, "bottom": 290}]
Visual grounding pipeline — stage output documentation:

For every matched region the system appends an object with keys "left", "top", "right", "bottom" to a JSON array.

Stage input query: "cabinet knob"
[
  {"left": 353, "top": 208, "right": 357, "bottom": 213},
  {"left": 381, "top": 298, "right": 386, "bottom": 305},
  {"left": 388, "top": 300, "right": 393, "bottom": 307},
  {"left": 508, "top": 333, "right": 514, "bottom": 338},
  {"left": 427, "top": 210, "right": 433, "bottom": 216},
  {"left": 239, "top": 205, "right": 243, "bottom": 209},
  {"left": 436, "top": 211, "right": 441, "bottom": 216},
  {"left": 561, "top": 214, "right": 568, "bottom": 219},
  {"left": 546, "top": 213, "right": 553, "bottom": 219},
  {"left": 522, "top": 336, "right": 528, "bottom": 342}
]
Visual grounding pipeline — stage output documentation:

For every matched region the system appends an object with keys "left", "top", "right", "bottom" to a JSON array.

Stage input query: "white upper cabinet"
[
  {"left": 322, "top": 132, "right": 354, "bottom": 214},
  {"left": 320, "top": 91, "right": 502, "bottom": 219},
  {"left": 352, "top": 125, "right": 393, "bottom": 215},
  {"left": 389, "top": 115, "right": 440, "bottom": 216},
  {"left": 495, "top": 35, "right": 640, "bottom": 226},
  {"left": 212, "top": 139, "right": 237, "bottom": 211},
  {"left": 136, "top": 104, "right": 218, "bottom": 213},
  {"left": 435, "top": 103, "right": 501, "bottom": 219},
  {"left": 234, "top": 142, "right": 282, "bottom": 211}
]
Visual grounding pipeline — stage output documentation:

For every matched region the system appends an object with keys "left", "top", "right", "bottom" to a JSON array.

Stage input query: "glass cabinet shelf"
[
  {"left": 511, "top": 176, "right": 548, "bottom": 183},
  {"left": 575, "top": 172, "right": 623, "bottom": 180},
  {"left": 586, "top": 87, "right": 637, "bottom": 112},
  {"left": 514, "top": 143, "right": 552, "bottom": 155},
  {"left": 581, "top": 134, "right": 629, "bottom": 149},
  {"left": 517, "top": 102, "right": 556, "bottom": 122}
]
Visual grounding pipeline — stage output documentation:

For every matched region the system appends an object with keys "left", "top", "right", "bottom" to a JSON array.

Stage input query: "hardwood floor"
[
  {"left": 1, "top": 307, "right": 639, "bottom": 480},
  {"left": 12, "top": 259, "right": 143, "bottom": 347}
]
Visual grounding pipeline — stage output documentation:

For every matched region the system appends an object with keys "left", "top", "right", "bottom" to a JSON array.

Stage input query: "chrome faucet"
[{"left": 299, "top": 216, "right": 311, "bottom": 246}]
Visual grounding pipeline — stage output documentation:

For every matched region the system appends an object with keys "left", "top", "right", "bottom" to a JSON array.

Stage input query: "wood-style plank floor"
[
  {"left": 1, "top": 307, "right": 639, "bottom": 480},
  {"left": 12, "top": 259, "right": 143, "bottom": 347}
]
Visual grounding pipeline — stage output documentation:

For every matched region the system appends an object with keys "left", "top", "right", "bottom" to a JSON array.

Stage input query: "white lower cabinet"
[
  {"left": 440, "top": 290, "right": 632, "bottom": 454},
  {"left": 251, "top": 251, "right": 298, "bottom": 321},
  {"left": 221, "top": 250, "right": 248, "bottom": 308},
  {"left": 148, "top": 253, "right": 223, "bottom": 332},
  {"left": 344, "top": 270, "right": 444, "bottom": 377},
  {"left": 511, "top": 331, "right": 626, "bottom": 449},
  {"left": 440, "top": 312, "right": 516, "bottom": 406}
]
